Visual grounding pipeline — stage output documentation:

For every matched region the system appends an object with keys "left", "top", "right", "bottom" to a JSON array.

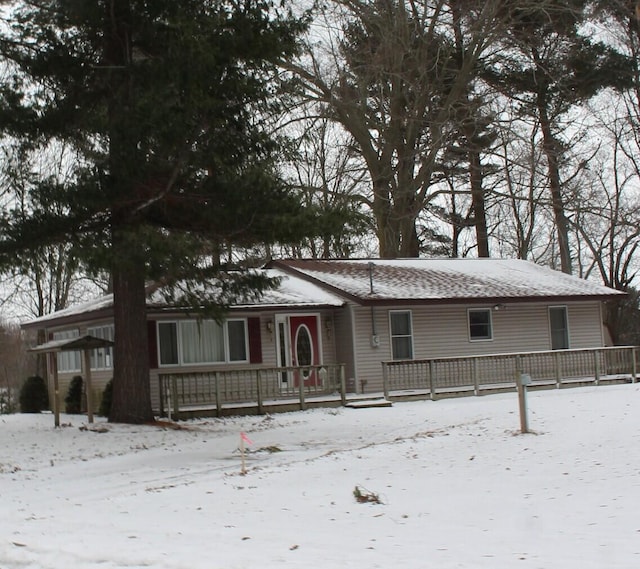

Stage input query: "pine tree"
[{"left": 0, "top": 1, "right": 310, "bottom": 423}]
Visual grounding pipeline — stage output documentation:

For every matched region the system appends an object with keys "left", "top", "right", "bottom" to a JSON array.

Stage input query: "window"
[
  {"left": 181, "top": 320, "right": 225, "bottom": 363},
  {"left": 158, "top": 322, "right": 179, "bottom": 365},
  {"left": 158, "top": 319, "right": 248, "bottom": 366},
  {"left": 53, "top": 329, "right": 81, "bottom": 373},
  {"left": 87, "top": 324, "right": 114, "bottom": 370},
  {"left": 468, "top": 309, "right": 492, "bottom": 341},
  {"left": 227, "top": 320, "right": 248, "bottom": 362},
  {"left": 549, "top": 306, "right": 569, "bottom": 350},
  {"left": 390, "top": 311, "right": 413, "bottom": 360}
]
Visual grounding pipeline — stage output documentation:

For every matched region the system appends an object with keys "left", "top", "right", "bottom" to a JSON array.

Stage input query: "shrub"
[
  {"left": 19, "top": 375, "right": 49, "bottom": 413},
  {"left": 99, "top": 379, "right": 113, "bottom": 418},
  {"left": 0, "top": 387, "right": 16, "bottom": 414},
  {"left": 64, "top": 375, "right": 84, "bottom": 414}
]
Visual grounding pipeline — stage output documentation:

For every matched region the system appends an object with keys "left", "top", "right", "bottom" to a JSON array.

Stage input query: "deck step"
[{"left": 345, "top": 399, "right": 393, "bottom": 409}]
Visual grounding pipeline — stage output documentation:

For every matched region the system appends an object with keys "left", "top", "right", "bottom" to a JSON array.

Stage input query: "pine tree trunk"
[
  {"left": 539, "top": 110, "right": 572, "bottom": 274},
  {"left": 533, "top": 47, "right": 572, "bottom": 275},
  {"left": 469, "top": 148, "right": 490, "bottom": 257},
  {"left": 109, "top": 231, "right": 153, "bottom": 424}
]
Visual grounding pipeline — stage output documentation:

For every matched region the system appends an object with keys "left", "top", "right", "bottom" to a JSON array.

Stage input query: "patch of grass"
[
  {"left": 353, "top": 485, "right": 383, "bottom": 504},
  {"left": 257, "top": 445, "right": 282, "bottom": 453}
]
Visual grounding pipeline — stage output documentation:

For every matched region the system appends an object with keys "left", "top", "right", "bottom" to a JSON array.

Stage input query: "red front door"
[{"left": 289, "top": 315, "right": 320, "bottom": 387}]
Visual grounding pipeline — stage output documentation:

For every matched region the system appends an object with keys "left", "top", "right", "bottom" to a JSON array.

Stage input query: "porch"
[{"left": 381, "top": 346, "right": 639, "bottom": 399}]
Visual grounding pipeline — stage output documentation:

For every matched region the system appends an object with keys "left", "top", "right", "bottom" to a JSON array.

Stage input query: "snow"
[{"left": 1, "top": 384, "right": 639, "bottom": 568}]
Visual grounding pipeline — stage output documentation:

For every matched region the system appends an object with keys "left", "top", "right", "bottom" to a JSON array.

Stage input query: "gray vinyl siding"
[
  {"left": 333, "top": 303, "right": 356, "bottom": 390},
  {"left": 350, "top": 301, "right": 607, "bottom": 393}
]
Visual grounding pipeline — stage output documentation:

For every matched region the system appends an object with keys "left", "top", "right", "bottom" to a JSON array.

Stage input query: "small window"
[
  {"left": 390, "top": 311, "right": 413, "bottom": 360},
  {"left": 549, "top": 306, "right": 569, "bottom": 350},
  {"left": 227, "top": 320, "right": 248, "bottom": 362},
  {"left": 469, "top": 309, "right": 492, "bottom": 341}
]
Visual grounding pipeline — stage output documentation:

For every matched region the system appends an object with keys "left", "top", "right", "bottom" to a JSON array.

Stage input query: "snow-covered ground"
[{"left": 1, "top": 384, "right": 639, "bottom": 569}]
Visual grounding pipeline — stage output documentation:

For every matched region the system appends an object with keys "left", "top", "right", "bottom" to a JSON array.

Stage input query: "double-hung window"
[
  {"left": 468, "top": 309, "right": 492, "bottom": 341},
  {"left": 87, "top": 324, "right": 114, "bottom": 370},
  {"left": 390, "top": 311, "right": 413, "bottom": 360},
  {"left": 158, "top": 319, "right": 248, "bottom": 366},
  {"left": 53, "top": 329, "right": 81, "bottom": 372}
]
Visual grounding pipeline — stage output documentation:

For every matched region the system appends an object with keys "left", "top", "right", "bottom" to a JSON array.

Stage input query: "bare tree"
[
  {"left": 289, "top": 0, "right": 506, "bottom": 258},
  {"left": 284, "top": 116, "right": 373, "bottom": 258}
]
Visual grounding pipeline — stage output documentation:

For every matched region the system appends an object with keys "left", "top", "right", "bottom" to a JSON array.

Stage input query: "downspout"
[{"left": 369, "top": 262, "right": 379, "bottom": 348}]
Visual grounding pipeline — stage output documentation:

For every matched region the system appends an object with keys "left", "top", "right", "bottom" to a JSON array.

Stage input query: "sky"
[{"left": 1, "top": 383, "right": 639, "bottom": 569}]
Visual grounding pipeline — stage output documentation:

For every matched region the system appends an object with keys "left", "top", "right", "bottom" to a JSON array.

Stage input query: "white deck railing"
[{"left": 381, "top": 346, "right": 638, "bottom": 398}]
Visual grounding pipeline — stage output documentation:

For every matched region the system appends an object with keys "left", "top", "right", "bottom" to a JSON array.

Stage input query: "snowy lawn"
[{"left": 1, "top": 384, "right": 639, "bottom": 569}]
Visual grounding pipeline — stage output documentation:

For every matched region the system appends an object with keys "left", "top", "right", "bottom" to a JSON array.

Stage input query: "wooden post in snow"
[
  {"left": 516, "top": 372, "right": 531, "bottom": 434},
  {"left": 51, "top": 352, "right": 60, "bottom": 428},
  {"left": 83, "top": 349, "right": 94, "bottom": 424}
]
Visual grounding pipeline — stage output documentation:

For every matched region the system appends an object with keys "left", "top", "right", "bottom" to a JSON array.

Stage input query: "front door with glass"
[{"left": 275, "top": 314, "right": 321, "bottom": 388}]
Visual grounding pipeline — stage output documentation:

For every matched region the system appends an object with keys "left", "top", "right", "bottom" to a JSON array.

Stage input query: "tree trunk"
[
  {"left": 533, "top": 47, "right": 572, "bottom": 275},
  {"left": 539, "top": 116, "right": 572, "bottom": 274},
  {"left": 469, "top": 148, "right": 490, "bottom": 257},
  {"left": 109, "top": 230, "right": 153, "bottom": 424},
  {"left": 372, "top": 178, "right": 398, "bottom": 259}
]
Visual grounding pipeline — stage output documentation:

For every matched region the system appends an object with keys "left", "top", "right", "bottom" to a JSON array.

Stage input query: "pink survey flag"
[{"left": 240, "top": 432, "right": 253, "bottom": 445}]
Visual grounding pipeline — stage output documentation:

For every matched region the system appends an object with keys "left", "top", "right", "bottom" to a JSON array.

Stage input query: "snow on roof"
[
  {"left": 22, "top": 269, "right": 344, "bottom": 328},
  {"left": 234, "top": 269, "right": 345, "bottom": 309},
  {"left": 23, "top": 259, "right": 621, "bottom": 329},
  {"left": 24, "top": 294, "right": 115, "bottom": 327},
  {"left": 271, "top": 258, "right": 623, "bottom": 303}
]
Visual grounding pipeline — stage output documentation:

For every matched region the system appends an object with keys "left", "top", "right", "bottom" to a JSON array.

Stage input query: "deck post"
[
  {"left": 171, "top": 376, "right": 179, "bottom": 419},
  {"left": 340, "top": 365, "right": 346, "bottom": 406},
  {"left": 83, "top": 349, "right": 94, "bottom": 424},
  {"left": 632, "top": 347, "right": 637, "bottom": 383},
  {"left": 594, "top": 350, "right": 600, "bottom": 386},
  {"left": 256, "top": 369, "right": 264, "bottom": 415},
  {"left": 51, "top": 353, "right": 60, "bottom": 428},
  {"left": 215, "top": 371, "right": 222, "bottom": 417},
  {"left": 472, "top": 357, "right": 479, "bottom": 396},
  {"left": 158, "top": 376, "right": 166, "bottom": 417},
  {"left": 382, "top": 363, "right": 389, "bottom": 400},
  {"left": 554, "top": 352, "right": 561, "bottom": 388},
  {"left": 428, "top": 360, "right": 436, "bottom": 400},
  {"left": 298, "top": 371, "right": 307, "bottom": 411}
]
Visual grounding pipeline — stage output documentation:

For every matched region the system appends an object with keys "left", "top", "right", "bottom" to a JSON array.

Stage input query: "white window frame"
[
  {"left": 52, "top": 329, "right": 81, "bottom": 373},
  {"left": 157, "top": 318, "right": 249, "bottom": 367},
  {"left": 468, "top": 308, "right": 493, "bottom": 342},
  {"left": 549, "top": 305, "right": 570, "bottom": 350},
  {"left": 389, "top": 310, "right": 414, "bottom": 360},
  {"left": 87, "top": 324, "right": 114, "bottom": 370}
]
